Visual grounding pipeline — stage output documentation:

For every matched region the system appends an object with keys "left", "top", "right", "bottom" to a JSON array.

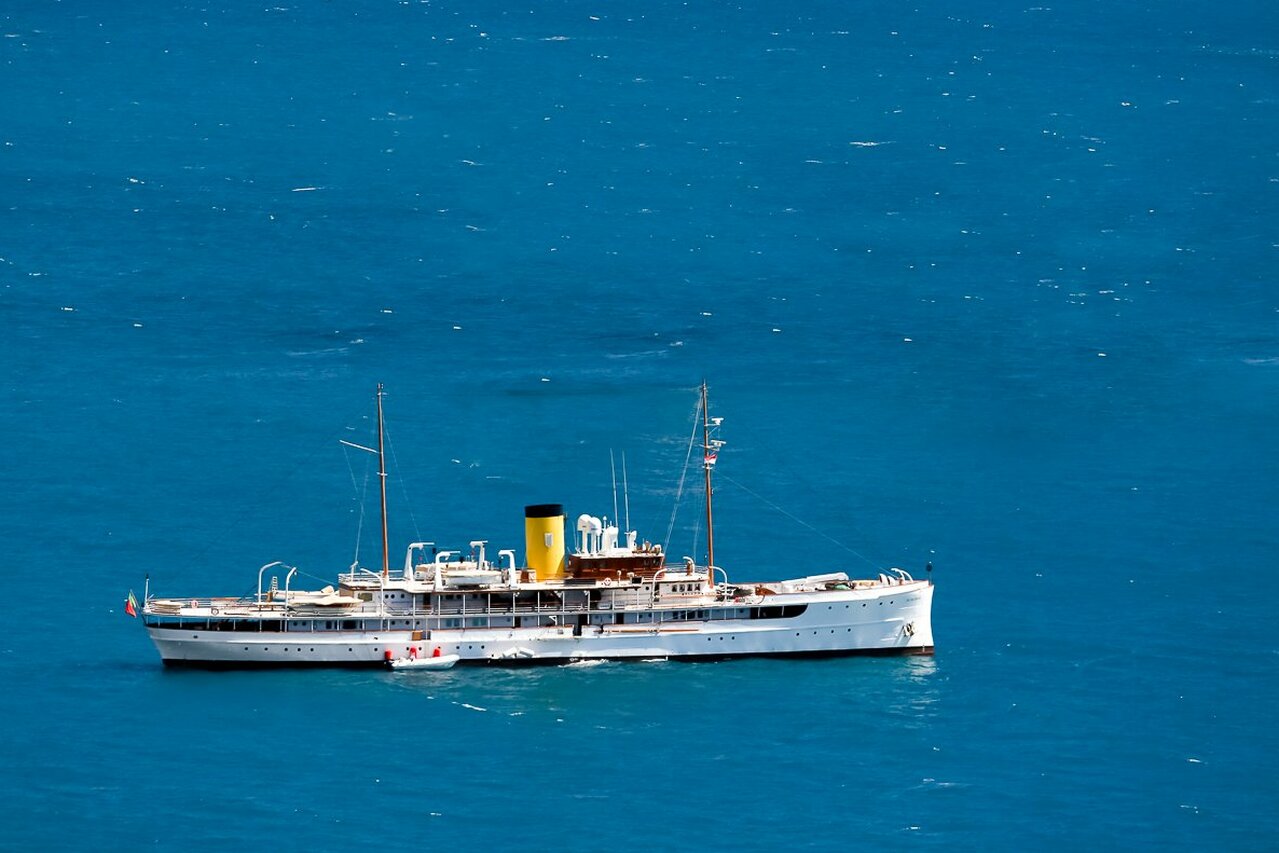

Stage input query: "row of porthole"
[
  {"left": 706, "top": 636, "right": 740, "bottom": 641},
  {"left": 827, "top": 603, "right": 894, "bottom": 608},
  {"left": 795, "top": 630, "right": 855, "bottom": 636},
  {"left": 242, "top": 647, "right": 357, "bottom": 652}
]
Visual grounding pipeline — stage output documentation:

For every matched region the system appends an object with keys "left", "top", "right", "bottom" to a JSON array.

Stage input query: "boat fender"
[
  {"left": 210, "top": 607, "right": 219, "bottom": 615},
  {"left": 383, "top": 649, "right": 393, "bottom": 661},
  {"left": 432, "top": 646, "right": 442, "bottom": 658},
  {"left": 409, "top": 646, "right": 418, "bottom": 659}
]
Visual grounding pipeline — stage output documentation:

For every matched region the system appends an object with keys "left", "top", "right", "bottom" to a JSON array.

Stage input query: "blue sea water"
[{"left": 2, "top": 0, "right": 1277, "bottom": 848}]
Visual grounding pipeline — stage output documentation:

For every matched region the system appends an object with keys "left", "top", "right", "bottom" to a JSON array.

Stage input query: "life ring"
[
  {"left": 602, "top": 578, "right": 614, "bottom": 586},
  {"left": 210, "top": 607, "right": 219, "bottom": 615}
]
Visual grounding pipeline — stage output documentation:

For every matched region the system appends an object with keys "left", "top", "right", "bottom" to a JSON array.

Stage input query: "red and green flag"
[{"left": 124, "top": 590, "right": 138, "bottom": 618}]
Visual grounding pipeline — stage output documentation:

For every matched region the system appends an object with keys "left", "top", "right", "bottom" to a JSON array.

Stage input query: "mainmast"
[
  {"left": 376, "top": 383, "right": 389, "bottom": 578},
  {"left": 701, "top": 381, "right": 715, "bottom": 578}
]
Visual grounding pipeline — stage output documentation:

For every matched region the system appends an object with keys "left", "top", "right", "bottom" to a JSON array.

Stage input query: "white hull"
[{"left": 147, "top": 582, "right": 934, "bottom": 668}]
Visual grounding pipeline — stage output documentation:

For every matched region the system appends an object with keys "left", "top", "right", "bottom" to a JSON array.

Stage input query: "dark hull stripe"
[{"left": 160, "top": 645, "right": 935, "bottom": 670}]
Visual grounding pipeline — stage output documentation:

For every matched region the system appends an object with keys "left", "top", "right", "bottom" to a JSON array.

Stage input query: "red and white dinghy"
[{"left": 389, "top": 652, "right": 460, "bottom": 671}]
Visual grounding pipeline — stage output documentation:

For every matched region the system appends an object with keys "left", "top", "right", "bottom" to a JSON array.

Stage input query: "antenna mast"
[
  {"left": 622, "top": 451, "right": 631, "bottom": 533},
  {"left": 377, "top": 383, "right": 389, "bottom": 578},
  {"left": 610, "top": 449, "right": 620, "bottom": 531}
]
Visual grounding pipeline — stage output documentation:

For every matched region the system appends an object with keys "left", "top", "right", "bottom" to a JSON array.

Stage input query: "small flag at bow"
[
  {"left": 704, "top": 451, "right": 718, "bottom": 467},
  {"left": 124, "top": 590, "right": 138, "bottom": 618}
]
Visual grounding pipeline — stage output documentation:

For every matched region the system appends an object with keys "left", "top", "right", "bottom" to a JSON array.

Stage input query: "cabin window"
[{"left": 750, "top": 605, "right": 808, "bottom": 620}]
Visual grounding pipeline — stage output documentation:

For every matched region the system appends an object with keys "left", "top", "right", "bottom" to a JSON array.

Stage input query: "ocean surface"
[{"left": 2, "top": 0, "right": 1276, "bottom": 849}]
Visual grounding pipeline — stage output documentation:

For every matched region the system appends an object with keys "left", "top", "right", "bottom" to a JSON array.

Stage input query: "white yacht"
[{"left": 140, "top": 385, "right": 935, "bottom": 668}]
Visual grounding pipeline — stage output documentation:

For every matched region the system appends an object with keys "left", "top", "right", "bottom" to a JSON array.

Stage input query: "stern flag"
[{"left": 124, "top": 590, "right": 138, "bottom": 618}]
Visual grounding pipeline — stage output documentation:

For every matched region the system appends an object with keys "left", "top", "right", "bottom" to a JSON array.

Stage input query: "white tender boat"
[
  {"left": 389, "top": 652, "right": 460, "bottom": 671},
  {"left": 140, "top": 384, "right": 935, "bottom": 668}
]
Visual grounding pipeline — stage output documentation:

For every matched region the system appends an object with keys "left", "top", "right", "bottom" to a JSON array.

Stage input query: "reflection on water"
[
  {"left": 376, "top": 654, "right": 947, "bottom": 737},
  {"left": 889, "top": 656, "right": 942, "bottom": 722}
]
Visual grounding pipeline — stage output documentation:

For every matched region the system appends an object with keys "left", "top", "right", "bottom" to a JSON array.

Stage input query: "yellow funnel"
[{"left": 524, "top": 503, "right": 566, "bottom": 580}]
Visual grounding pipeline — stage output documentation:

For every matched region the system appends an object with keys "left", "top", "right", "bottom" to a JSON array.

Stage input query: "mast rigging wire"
[
  {"left": 662, "top": 397, "right": 702, "bottom": 557},
  {"left": 384, "top": 419, "right": 424, "bottom": 543},
  {"left": 716, "top": 472, "right": 881, "bottom": 570},
  {"left": 342, "top": 439, "right": 371, "bottom": 569}
]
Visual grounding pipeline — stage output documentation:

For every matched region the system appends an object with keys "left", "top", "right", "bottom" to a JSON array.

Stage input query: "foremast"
[{"left": 377, "top": 384, "right": 389, "bottom": 578}]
